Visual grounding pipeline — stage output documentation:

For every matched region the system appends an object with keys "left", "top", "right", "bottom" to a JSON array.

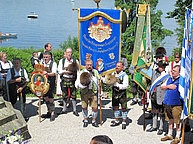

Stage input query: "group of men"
[{"left": 5, "top": 43, "right": 185, "bottom": 143}]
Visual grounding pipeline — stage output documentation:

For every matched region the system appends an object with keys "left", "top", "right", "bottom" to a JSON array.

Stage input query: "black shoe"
[
  {"left": 41, "top": 112, "right": 51, "bottom": 118},
  {"left": 83, "top": 121, "right": 88, "bottom": 127},
  {"left": 138, "top": 101, "right": 142, "bottom": 106},
  {"left": 50, "top": 114, "right": 55, "bottom": 122},
  {"left": 130, "top": 101, "right": 137, "bottom": 106},
  {"left": 73, "top": 111, "right": 79, "bottom": 116},
  {"left": 145, "top": 113, "right": 153, "bottom": 119},
  {"left": 146, "top": 127, "right": 157, "bottom": 132},
  {"left": 92, "top": 122, "right": 99, "bottom": 127},
  {"left": 110, "top": 122, "right": 120, "bottom": 127},
  {"left": 122, "top": 124, "right": 126, "bottom": 130},
  {"left": 157, "top": 129, "right": 163, "bottom": 135}
]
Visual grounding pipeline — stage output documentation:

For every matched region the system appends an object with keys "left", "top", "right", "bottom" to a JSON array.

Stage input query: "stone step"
[
  {"left": 0, "top": 107, "right": 16, "bottom": 126},
  {"left": 0, "top": 96, "right": 6, "bottom": 109},
  {"left": 0, "top": 109, "right": 31, "bottom": 140}
]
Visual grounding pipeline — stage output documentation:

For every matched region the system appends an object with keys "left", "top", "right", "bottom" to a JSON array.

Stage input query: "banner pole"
[
  {"left": 20, "top": 92, "right": 24, "bottom": 116},
  {"left": 99, "top": 78, "right": 102, "bottom": 126},
  {"left": 143, "top": 92, "right": 146, "bottom": 131},
  {"left": 181, "top": 118, "right": 186, "bottom": 144},
  {"left": 39, "top": 97, "right": 41, "bottom": 123}
]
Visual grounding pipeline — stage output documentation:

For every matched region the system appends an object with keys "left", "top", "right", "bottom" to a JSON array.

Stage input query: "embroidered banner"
[{"left": 78, "top": 8, "right": 122, "bottom": 75}]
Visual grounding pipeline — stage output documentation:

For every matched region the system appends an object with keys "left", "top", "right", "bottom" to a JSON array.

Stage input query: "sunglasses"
[{"left": 175, "top": 57, "right": 180, "bottom": 58}]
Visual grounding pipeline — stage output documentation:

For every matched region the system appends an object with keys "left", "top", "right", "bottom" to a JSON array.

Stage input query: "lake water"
[{"left": 0, "top": 0, "right": 177, "bottom": 56}]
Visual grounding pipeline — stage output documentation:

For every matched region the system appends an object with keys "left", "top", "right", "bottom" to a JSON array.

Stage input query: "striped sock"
[
  {"left": 122, "top": 111, "right": 127, "bottom": 121},
  {"left": 82, "top": 109, "right": 88, "bottom": 119},
  {"left": 92, "top": 111, "right": 98, "bottom": 120},
  {"left": 114, "top": 110, "right": 120, "bottom": 122}
]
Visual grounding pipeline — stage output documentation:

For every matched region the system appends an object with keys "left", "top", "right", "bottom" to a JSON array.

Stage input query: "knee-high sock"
[
  {"left": 46, "top": 101, "right": 50, "bottom": 111},
  {"left": 92, "top": 111, "right": 98, "bottom": 122},
  {"left": 63, "top": 100, "right": 67, "bottom": 111},
  {"left": 49, "top": 102, "right": 55, "bottom": 112},
  {"left": 152, "top": 113, "right": 157, "bottom": 129},
  {"left": 72, "top": 99, "right": 77, "bottom": 112},
  {"left": 114, "top": 110, "right": 120, "bottom": 122},
  {"left": 159, "top": 115, "right": 165, "bottom": 130},
  {"left": 122, "top": 111, "right": 127, "bottom": 123},
  {"left": 82, "top": 109, "right": 88, "bottom": 122}
]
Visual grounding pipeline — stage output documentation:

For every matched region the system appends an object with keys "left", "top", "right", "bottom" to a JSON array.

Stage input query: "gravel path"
[{"left": 15, "top": 97, "right": 193, "bottom": 144}]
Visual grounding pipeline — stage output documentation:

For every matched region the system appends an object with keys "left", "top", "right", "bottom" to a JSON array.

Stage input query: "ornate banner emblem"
[
  {"left": 88, "top": 17, "right": 112, "bottom": 42},
  {"left": 96, "top": 58, "right": 104, "bottom": 71},
  {"left": 78, "top": 8, "right": 122, "bottom": 75},
  {"left": 29, "top": 64, "right": 49, "bottom": 97}
]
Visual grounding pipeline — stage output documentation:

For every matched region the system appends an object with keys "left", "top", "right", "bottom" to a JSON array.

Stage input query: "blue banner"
[{"left": 78, "top": 8, "right": 122, "bottom": 75}]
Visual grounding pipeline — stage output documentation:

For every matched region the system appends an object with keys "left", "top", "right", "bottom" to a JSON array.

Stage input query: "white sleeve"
[
  {"left": 52, "top": 62, "right": 57, "bottom": 74},
  {"left": 115, "top": 74, "right": 129, "bottom": 90},
  {"left": 24, "top": 69, "right": 29, "bottom": 82},
  {"left": 75, "top": 71, "right": 86, "bottom": 89},
  {"left": 6, "top": 69, "right": 11, "bottom": 82},
  {"left": 58, "top": 59, "right": 64, "bottom": 75}
]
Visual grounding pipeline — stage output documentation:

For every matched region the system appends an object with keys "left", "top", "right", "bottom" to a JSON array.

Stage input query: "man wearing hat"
[{"left": 146, "top": 60, "right": 168, "bottom": 135}]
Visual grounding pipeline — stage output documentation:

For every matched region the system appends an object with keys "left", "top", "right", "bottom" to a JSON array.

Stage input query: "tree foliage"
[
  {"left": 166, "top": 0, "right": 191, "bottom": 51},
  {"left": 115, "top": 0, "right": 173, "bottom": 55}
]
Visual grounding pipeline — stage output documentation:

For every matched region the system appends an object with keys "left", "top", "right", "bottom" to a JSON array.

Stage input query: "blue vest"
[{"left": 163, "top": 77, "right": 181, "bottom": 105}]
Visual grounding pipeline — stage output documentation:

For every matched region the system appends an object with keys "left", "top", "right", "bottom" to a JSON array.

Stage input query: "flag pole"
[
  {"left": 143, "top": 92, "right": 146, "bottom": 131},
  {"left": 181, "top": 3, "right": 193, "bottom": 143},
  {"left": 99, "top": 77, "right": 102, "bottom": 126},
  {"left": 39, "top": 97, "right": 41, "bottom": 123}
]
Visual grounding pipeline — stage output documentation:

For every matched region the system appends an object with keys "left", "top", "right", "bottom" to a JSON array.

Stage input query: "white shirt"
[
  {"left": 6, "top": 68, "right": 29, "bottom": 82},
  {"left": 0, "top": 60, "right": 13, "bottom": 72},
  {"left": 166, "top": 60, "right": 181, "bottom": 72},
  {"left": 58, "top": 58, "right": 79, "bottom": 78},
  {"left": 113, "top": 71, "right": 129, "bottom": 90},
  {"left": 41, "top": 60, "right": 57, "bottom": 74},
  {"left": 75, "top": 68, "right": 99, "bottom": 89}
]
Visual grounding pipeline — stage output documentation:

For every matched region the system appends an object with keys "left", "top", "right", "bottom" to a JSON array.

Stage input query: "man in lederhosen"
[
  {"left": 58, "top": 48, "right": 79, "bottom": 116},
  {"left": 40, "top": 51, "right": 57, "bottom": 121},
  {"left": 110, "top": 62, "right": 129, "bottom": 130},
  {"left": 75, "top": 59, "right": 99, "bottom": 127}
]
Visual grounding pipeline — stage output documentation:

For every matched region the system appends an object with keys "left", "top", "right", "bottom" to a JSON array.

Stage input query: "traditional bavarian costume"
[
  {"left": 111, "top": 71, "right": 128, "bottom": 129},
  {"left": 0, "top": 60, "right": 13, "bottom": 98},
  {"left": 58, "top": 57, "right": 79, "bottom": 115},
  {"left": 147, "top": 68, "right": 167, "bottom": 134},
  {"left": 41, "top": 60, "right": 57, "bottom": 99},
  {"left": 75, "top": 68, "right": 99, "bottom": 127},
  {"left": 40, "top": 59, "right": 57, "bottom": 121},
  {"left": 6, "top": 67, "right": 29, "bottom": 105}
]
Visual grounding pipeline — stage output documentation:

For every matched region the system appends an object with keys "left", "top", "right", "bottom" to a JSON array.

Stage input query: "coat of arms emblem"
[
  {"left": 29, "top": 64, "right": 49, "bottom": 97},
  {"left": 88, "top": 17, "right": 112, "bottom": 42},
  {"left": 96, "top": 58, "right": 104, "bottom": 71}
]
